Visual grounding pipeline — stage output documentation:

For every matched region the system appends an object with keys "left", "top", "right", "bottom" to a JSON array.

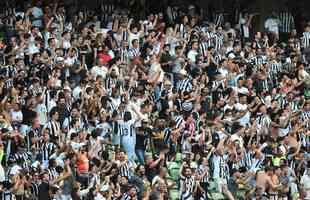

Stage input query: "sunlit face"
[
  {"left": 43, "top": 130, "right": 49, "bottom": 141},
  {"left": 120, "top": 176, "right": 128, "bottom": 185},
  {"left": 119, "top": 151, "right": 125, "bottom": 161},
  {"left": 138, "top": 165, "right": 145, "bottom": 175},
  {"left": 259, "top": 105, "right": 267, "bottom": 114},
  {"left": 305, "top": 103, "right": 310, "bottom": 111},
  {"left": 192, "top": 42, "right": 198, "bottom": 50}
]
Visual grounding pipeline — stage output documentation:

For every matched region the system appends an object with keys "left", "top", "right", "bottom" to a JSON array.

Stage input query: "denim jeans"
[
  {"left": 121, "top": 136, "right": 136, "bottom": 163},
  {"left": 135, "top": 149, "right": 145, "bottom": 165}
]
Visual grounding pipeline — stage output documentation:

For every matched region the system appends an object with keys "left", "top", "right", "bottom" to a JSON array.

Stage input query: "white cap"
[{"left": 56, "top": 57, "right": 64, "bottom": 63}]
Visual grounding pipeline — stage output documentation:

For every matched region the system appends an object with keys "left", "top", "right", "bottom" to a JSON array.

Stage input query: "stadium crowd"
[{"left": 0, "top": 0, "right": 310, "bottom": 199}]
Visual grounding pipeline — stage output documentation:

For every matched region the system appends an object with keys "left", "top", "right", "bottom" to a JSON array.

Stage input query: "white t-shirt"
[
  {"left": 91, "top": 66, "right": 108, "bottom": 79},
  {"left": 10, "top": 110, "right": 23, "bottom": 123},
  {"left": 187, "top": 50, "right": 198, "bottom": 63},
  {"left": 235, "top": 103, "right": 250, "bottom": 126},
  {"left": 264, "top": 18, "right": 279, "bottom": 35},
  {"left": 233, "top": 86, "right": 249, "bottom": 95},
  {"left": 96, "top": 122, "right": 112, "bottom": 138},
  {"left": 31, "top": 7, "right": 43, "bottom": 27},
  {"left": 48, "top": 99, "right": 57, "bottom": 112},
  {"left": 0, "top": 164, "right": 5, "bottom": 182},
  {"left": 35, "top": 103, "right": 47, "bottom": 125},
  {"left": 73, "top": 86, "right": 82, "bottom": 100},
  {"left": 71, "top": 141, "right": 86, "bottom": 151},
  {"left": 94, "top": 193, "right": 106, "bottom": 200},
  {"left": 64, "top": 56, "right": 76, "bottom": 66},
  {"left": 28, "top": 44, "right": 40, "bottom": 55},
  {"left": 301, "top": 174, "right": 310, "bottom": 199},
  {"left": 149, "top": 63, "right": 164, "bottom": 83},
  {"left": 62, "top": 39, "right": 71, "bottom": 50},
  {"left": 128, "top": 32, "right": 141, "bottom": 48},
  {"left": 218, "top": 67, "right": 228, "bottom": 78},
  {"left": 118, "top": 119, "right": 136, "bottom": 139}
]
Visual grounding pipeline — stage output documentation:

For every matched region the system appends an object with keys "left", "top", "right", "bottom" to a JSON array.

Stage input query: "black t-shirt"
[
  {"left": 21, "top": 107, "right": 37, "bottom": 126},
  {"left": 145, "top": 161, "right": 160, "bottom": 182},
  {"left": 136, "top": 127, "right": 151, "bottom": 150},
  {"left": 160, "top": 52, "right": 173, "bottom": 73},
  {"left": 157, "top": 97, "right": 169, "bottom": 119},
  {"left": 38, "top": 182, "right": 50, "bottom": 200},
  {"left": 151, "top": 128, "right": 166, "bottom": 150},
  {"left": 57, "top": 105, "right": 70, "bottom": 126},
  {"left": 206, "top": 63, "right": 217, "bottom": 81},
  {"left": 28, "top": 127, "right": 41, "bottom": 148}
]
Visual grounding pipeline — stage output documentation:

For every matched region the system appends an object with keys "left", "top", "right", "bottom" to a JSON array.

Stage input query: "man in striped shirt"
[
  {"left": 210, "top": 144, "right": 235, "bottom": 200},
  {"left": 176, "top": 69, "right": 193, "bottom": 94},
  {"left": 40, "top": 129, "right": 56, "bottom": 169},
  {"left": 256, "top": 104, "right": 272, "bottom": 136},
  {"left": 179, "top": 165, "right": 197, "bottom": 200},
  {"left": 301, "top": 24, "right": 310, "bottom": 50},
  {"left": 300, "top": 102, "right": 310, "bottom": 128},
  {"left": 278, "top": 11, "right": 295, "bottom": 42},
  {"left": 46, "top": 104, "right": 62, "bottom": 137}
]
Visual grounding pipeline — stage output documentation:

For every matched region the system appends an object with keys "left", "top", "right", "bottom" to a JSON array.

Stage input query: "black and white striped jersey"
[
  {"left": 105, "top": 76, "right": 118, "bottom": 92},
  {"left": 197, "top": 165, "right": 209, "bottom": 183},
  {"left": 177, "top": 78, "right": 193, "bottom": 93},
  {"left": 163, "top": 128, "right": 172, "bottom": 145},
  {"left": 43, "top": 88, "right": 52, "bottom": 113},
  {"left": 178, "top": 24, "right": 188, "bottom": 40},
  {"left": 40, "top": 142, "right": 56, "bottom": 161},
  {"left": 242, "top": 151, "right": 254, "bottom": 170},
  {"left": 301, "top": 32, "right": 310, "bottom": 49},
  {"left": 167, "top": 6, "right": 179, "bottom": 22},
  {"left": 205, "top": 31, "right": 217, "bottom": 48},
  {"left": 249, "top": 155, "right": 265, "bottom": 172},
  {"left": 28, "top": 84, "right": 43, "bottom": 97},
  {"left": 47, "top": 167, "right": 59, "bottom": 180},
  {"left": 101, "top": 4, "right": 115, "bottom": 23},
  {"left": 119, "top": 48, "right": 129, "bottom": 63},
  {"left": 44, "top": 120, "right": 61, "bottom": 141},
  {"left": 0, "top": 191, "right": 15, "bottom": 200},
  {"left": 27, "top": 127, "right": 41, "bottom": 151},
  {"left": 121, "top": 193, "right": 132, "bottom": 200},
  {"left": 2, "top": 65, "right": 17, "bottom": 78},
  {"left": 199, "top": 42, "right": 209, "bottom": 58},
  {"left": 62, "top": 116, "right": 87, "bottom": 133},
  {"left": 256, "top": 113, "right": 272, "bottom": 128},
  {"left": 128, "top": 48, "right": 140, "bottom": 59},
  {"left": 278, "top": 12, "right": 295, "bottom": 33},
  {"left": 179, "top": 176, "right": 196, "bottom": 200},
  {"left": 214, "top": 33, "right": 224, "bottom": 52},
  {"left": 210, "top": 153, "right": 229, "bottom": 180},
  {"left": 214, "top": 13, "right": 225, "bottom": 27},
  {"left": 119, "top": 161, "right": 132, "bottom": 178}
]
